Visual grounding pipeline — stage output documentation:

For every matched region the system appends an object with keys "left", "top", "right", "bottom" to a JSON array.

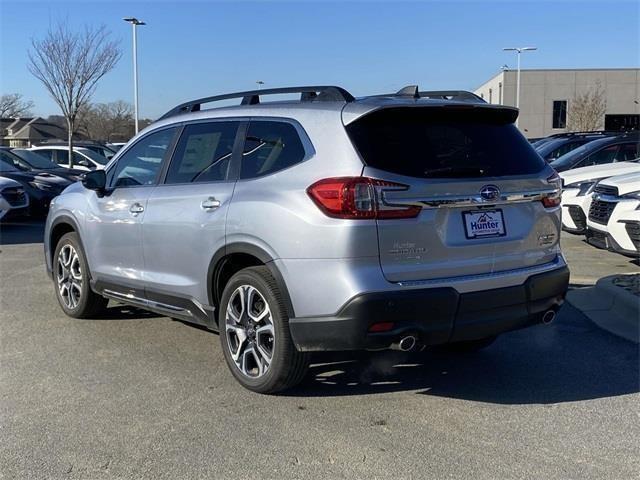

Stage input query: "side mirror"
[{"left": 82, "top": 169, "right": 106, "bottom": 194}]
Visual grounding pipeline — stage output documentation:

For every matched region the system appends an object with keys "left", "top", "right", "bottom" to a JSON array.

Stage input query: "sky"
[{"left": 1, "top": 0, "right": 638, "bottom": 119}]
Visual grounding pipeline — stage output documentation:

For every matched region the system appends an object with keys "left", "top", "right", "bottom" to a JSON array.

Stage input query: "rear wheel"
[
  {"left": 53, "top": 232, "right": 107, "bottom": 318},
  {"left": 219, "top": 266, "right": 309, "bottom": 394}
]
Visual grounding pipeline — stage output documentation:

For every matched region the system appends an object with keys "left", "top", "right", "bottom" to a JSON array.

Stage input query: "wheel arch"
[
  {"left": 48, "top": 215, "right": 82, "bottom": 273},
  {"left": 208, "top": 243, "right": 295, "bottom": 321}
]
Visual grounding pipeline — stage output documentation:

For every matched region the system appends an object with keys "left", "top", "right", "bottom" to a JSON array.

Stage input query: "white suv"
[
  {"left": 586, "top": 171, "right": 640, "bottom": 256},
  {"left": 29, "top": 145, "right": 108, "bottom": 171}
]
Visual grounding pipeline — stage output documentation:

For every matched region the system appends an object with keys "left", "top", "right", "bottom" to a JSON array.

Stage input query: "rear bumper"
[{"left": 289, "top": 266, "right": 570, "bottom": 352}]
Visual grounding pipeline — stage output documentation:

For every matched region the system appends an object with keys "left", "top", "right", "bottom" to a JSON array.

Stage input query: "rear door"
[
  {"left": 345, "top": 106, "right": 560, "bottom": 282},
  {"left": 142, "top": 120, "right": 242, "bottom": 314}
]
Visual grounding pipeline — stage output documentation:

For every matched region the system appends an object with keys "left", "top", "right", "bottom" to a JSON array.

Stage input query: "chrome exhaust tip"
[
  {"left": 542, "top": 310, "right": 556, "bottom": 325},
  {"left": 397, "top": 336, "right": 417, "bottom": 352}
]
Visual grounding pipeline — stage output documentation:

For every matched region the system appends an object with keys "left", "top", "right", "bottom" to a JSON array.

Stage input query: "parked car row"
[
  {"left": 533, "top": 130, "right": 639, "bottom": 172},
  {"left": 0, "top": 142, "right": 113, "bottom": 220},
  {"left": 560, "top": 161, "right": 640, "bottom": 257}
]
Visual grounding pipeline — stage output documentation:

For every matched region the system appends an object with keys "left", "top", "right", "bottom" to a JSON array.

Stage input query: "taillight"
[
  {"left": 307, "top": 177, "right": 421, "bottom": 219},
  {"left": 542, "top": 173, "right": 562, "bottom": 208}
]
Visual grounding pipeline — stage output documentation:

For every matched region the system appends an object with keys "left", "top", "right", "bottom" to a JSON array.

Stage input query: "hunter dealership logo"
[{"left": 470, "top": 212, "right": 500, "bottom": 231}]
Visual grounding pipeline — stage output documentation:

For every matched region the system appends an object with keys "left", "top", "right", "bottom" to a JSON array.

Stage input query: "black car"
[
  {"left": 535, "top": 131, "right": 617, "bottom": 162},
  {"left": 0, "top": 147, "right": 84, "bottom": 182},
  {"left": 549, "top": 133, "right": 640, "bottom": 172},
  {"left": 33, "top": 141, "right": 116, "bottom": 161},
  {"left": 0, "top": 157, "right": 72, "bottom": 215}
]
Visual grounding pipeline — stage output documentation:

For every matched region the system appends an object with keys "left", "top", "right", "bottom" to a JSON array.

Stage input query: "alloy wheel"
[
  {"left": 56, "top": 244, "right": 83, "bottom": 309},
  {"left": 225, "top": 285, "right": 275, "bottom": 378}
]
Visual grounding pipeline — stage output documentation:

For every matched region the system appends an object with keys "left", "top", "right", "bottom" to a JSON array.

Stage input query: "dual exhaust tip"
[
  {"left": 392, "top": 335, "right": 418, "bottom": 352},
  {"left": 390, "top": 309, "right": 557, "bottom": 352}
]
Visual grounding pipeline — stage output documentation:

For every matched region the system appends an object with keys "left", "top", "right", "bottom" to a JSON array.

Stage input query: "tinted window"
[
  {"left": 617, "top": 142, "right": 639, "bottom": 161},
  {"left": 0, "top": 153, "right": 21, "bottom": 171},
  {"left": 166, "top": 121, "right": 239, "bottom": 184},
  {"left": 110, "top": 128, "right": 177, "bottom": 188},
  {"left": 346, "top": 107, "right": 545, "bottom": 178},
  {"left": 32, "top": 149, "right": 54, "bottom": 162},
  {"left": 580, "top": 145, "right": 619, "bottom": 167},
  {"left": 552, "top": 100, "right": 567, "bottom": 129},
  {"left": 12, "top": 149, "right": 59, "bottom": 169},
  {"left": 0, "top": 150, "right": 30, "bottom": 170},
  {"left": 240, "top": 121, "right": 306, "bottom": 179},
  {"left": 56, "top": 149, "right": 69, "bottom": 164},
  {"left": 0, "top": 158, "right": 19, "bottom": 172}
]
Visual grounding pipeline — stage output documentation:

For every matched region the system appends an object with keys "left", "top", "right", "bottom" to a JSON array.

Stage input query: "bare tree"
[
  {"left": 27, "top": 23, "right": 121, "bottom": 166},
  {"left": 567, "top": 81, "right": 607, "bottom": 132},
  {"left": 0, "top": 93, "right": 35, "bottom": 118},
  {"left": 78, "top": 100, "right": 134, "bottom": 141}
]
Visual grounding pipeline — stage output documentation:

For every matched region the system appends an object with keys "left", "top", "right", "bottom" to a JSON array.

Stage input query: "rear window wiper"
[{"left": 423, "top": 166, "right": 489, "bottom": 178}]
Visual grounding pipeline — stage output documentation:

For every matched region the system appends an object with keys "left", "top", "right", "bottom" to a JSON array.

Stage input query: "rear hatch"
[{"left": 345, "top": 105, "right": 560, "bottom": 282}]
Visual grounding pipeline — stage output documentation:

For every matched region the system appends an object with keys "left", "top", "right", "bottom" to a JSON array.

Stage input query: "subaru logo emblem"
[{"left": 480, "top": 185, "right": 500, "bottom": 201}]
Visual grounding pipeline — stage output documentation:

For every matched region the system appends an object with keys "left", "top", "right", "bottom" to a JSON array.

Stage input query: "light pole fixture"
[
  {"left": 503, "top": 46, "right": 537, "bottom": 126},
  {"left": 124, "top": 17, "right": 146, "bottom": 134}
]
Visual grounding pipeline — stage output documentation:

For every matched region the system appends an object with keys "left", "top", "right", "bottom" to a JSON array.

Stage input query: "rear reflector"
[
  {"left": 368, "top": 322, "right": 395, "bottom": 333},
  {"left": 307, "top": 177, "right": 421, "bottom": 219}
]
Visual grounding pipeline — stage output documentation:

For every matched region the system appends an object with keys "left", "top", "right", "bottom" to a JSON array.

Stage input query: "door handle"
[
  {"left": 201, "top": 197, "right": 221, "bottom": 210},
  {"left": 129, "top": 202, "right": 145, "bottom": 214}
]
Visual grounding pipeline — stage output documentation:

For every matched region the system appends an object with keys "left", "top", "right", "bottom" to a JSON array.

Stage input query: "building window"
[
  {"left": 489, "top": 88, "right": 493, "bottom": 104},
  {"left": 552, "top": 100, "right": 567, "bottom": 129}
]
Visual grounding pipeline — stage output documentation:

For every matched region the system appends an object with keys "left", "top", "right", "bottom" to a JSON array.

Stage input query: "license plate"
[{"left": 463, "top": 210, "right": 506, "bottom": 239}]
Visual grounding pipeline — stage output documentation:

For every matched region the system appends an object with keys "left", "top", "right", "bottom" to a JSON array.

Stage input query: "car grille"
[
  {"left": 624, "top": 222, "right": 640, "bottom": 250},
  {"left": 593, "top": 184, "right": 618, "bottom": 196},
  {"left": 567, "top": 205, "right": 586, "bottom": 230},
  {"left": 588, "top": 199, "right": 617, "bottom": 225},
  {"left": 1, "top": 187, "right": 27, "bottom": 207}
]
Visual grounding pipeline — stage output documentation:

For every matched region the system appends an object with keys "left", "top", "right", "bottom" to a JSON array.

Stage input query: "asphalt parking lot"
[{"left": 1, "top": 219, "right": 638, "bottom": 479}]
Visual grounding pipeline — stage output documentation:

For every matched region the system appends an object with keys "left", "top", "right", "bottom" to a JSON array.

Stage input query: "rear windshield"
[{"left": 346, "top": 107, "right": 545, "bottom": 178}]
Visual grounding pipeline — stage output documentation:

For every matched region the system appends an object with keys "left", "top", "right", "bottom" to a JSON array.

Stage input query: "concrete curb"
[{"left": 567, "top": 273, "right": 639, "bottom": 343}]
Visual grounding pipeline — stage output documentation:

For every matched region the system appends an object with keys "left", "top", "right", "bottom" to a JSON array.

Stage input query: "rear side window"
[
  {"left": 346, "top": 107, "right": 546, "bottom": 178},
  {"left": 578, "top": 144, "right": 619, "bottom": 167},
  {"left": 55, "top": 150, "right": 69, "bottom": 164},
  {"left": 617, "top": 142, "right": 639, "bottom": 161},
  {"left": 166, "top": 121, "right": 239, "bottom": 184},
  {"left": 240, "top": 121, "right": 305, "bottom": 179}
]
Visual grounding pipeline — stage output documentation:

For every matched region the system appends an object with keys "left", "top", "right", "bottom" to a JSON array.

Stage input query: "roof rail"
[{"left": 159, "top": 85, "right": 355, "bottom": 120}]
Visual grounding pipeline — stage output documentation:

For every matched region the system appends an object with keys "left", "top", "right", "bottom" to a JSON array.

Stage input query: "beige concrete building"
[{"left": 474, "top": 68, "right": 640, "bottom": 138}]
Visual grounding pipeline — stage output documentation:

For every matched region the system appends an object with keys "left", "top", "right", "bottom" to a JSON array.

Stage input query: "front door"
[
  {"left": 142, "top": 120, "right": 241, "bottom": 319},
  {"left": 83, "top": 127, "right": 178, "bottom": 298}
]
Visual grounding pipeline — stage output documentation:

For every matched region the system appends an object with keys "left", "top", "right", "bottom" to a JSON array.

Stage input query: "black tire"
[
  {"left": 444, "top": 336, "right": 497, "bottom": 353},
  {"left": 219, "top": 266, "right": 309, "bottom": 394},
  {"left": 53, "top": 232, "right": 107, "bottom": 318}
]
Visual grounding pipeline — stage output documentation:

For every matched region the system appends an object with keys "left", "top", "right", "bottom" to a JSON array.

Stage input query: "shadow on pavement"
[
  {"left": 286, "top": 304, "right": 639, "bottom": 404},
  {"left": 0, "top": 218, "right": 45, "bottom": 245}
]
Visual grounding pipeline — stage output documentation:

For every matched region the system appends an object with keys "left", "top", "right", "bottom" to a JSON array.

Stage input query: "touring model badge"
[{"left": 480, "top": 185, "right": 500, "bottom": 201}]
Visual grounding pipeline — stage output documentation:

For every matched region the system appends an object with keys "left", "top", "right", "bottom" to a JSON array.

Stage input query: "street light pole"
[
  {"left": 503, "top": 46, "right": 537, "bottom": 126},
  {"left": 124, "top": 17, "right": 146, "bottom": 134}
]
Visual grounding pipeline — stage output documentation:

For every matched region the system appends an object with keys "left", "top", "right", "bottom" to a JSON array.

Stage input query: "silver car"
[{"left": 44, "top": 85, "right": 569, "bottom": 393}]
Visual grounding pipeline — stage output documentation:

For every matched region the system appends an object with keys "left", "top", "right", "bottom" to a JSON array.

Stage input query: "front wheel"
[
  {"left": 219, "top": 266, "right": 309, "bottom": 394},
  {"left": 53, "top": 232, "right": 107, "bottom": 318}
]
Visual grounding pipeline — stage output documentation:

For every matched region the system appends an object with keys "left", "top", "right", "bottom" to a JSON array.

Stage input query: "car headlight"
[
  {"left": 28, "top": 181, "right": 55, "bottom": 191},
  {"left": 621, "top": 191, "right": 640, "bottom": 206},
  {"left": 564, "top": 180, "right": 597, "bottom": 197}
]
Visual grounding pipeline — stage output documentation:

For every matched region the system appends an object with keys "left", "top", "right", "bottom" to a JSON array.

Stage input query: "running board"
[{"left": 102, "top": 289, "right": 195, "bottom": 320}]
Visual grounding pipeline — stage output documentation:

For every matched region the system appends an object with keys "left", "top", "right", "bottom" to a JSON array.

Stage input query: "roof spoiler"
[{"left": 159, "top": 86, "right": 355, "bottom": 120}]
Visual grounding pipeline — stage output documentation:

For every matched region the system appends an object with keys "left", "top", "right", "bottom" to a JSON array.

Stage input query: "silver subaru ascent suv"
[{"left": 44, "top": 85, "right": 569, "bottom": 393}]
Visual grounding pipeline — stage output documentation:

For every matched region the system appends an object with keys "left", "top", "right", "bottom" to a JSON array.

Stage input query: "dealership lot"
[{"left": 1, "top": 221, "right": 638, "bottom": 479}]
